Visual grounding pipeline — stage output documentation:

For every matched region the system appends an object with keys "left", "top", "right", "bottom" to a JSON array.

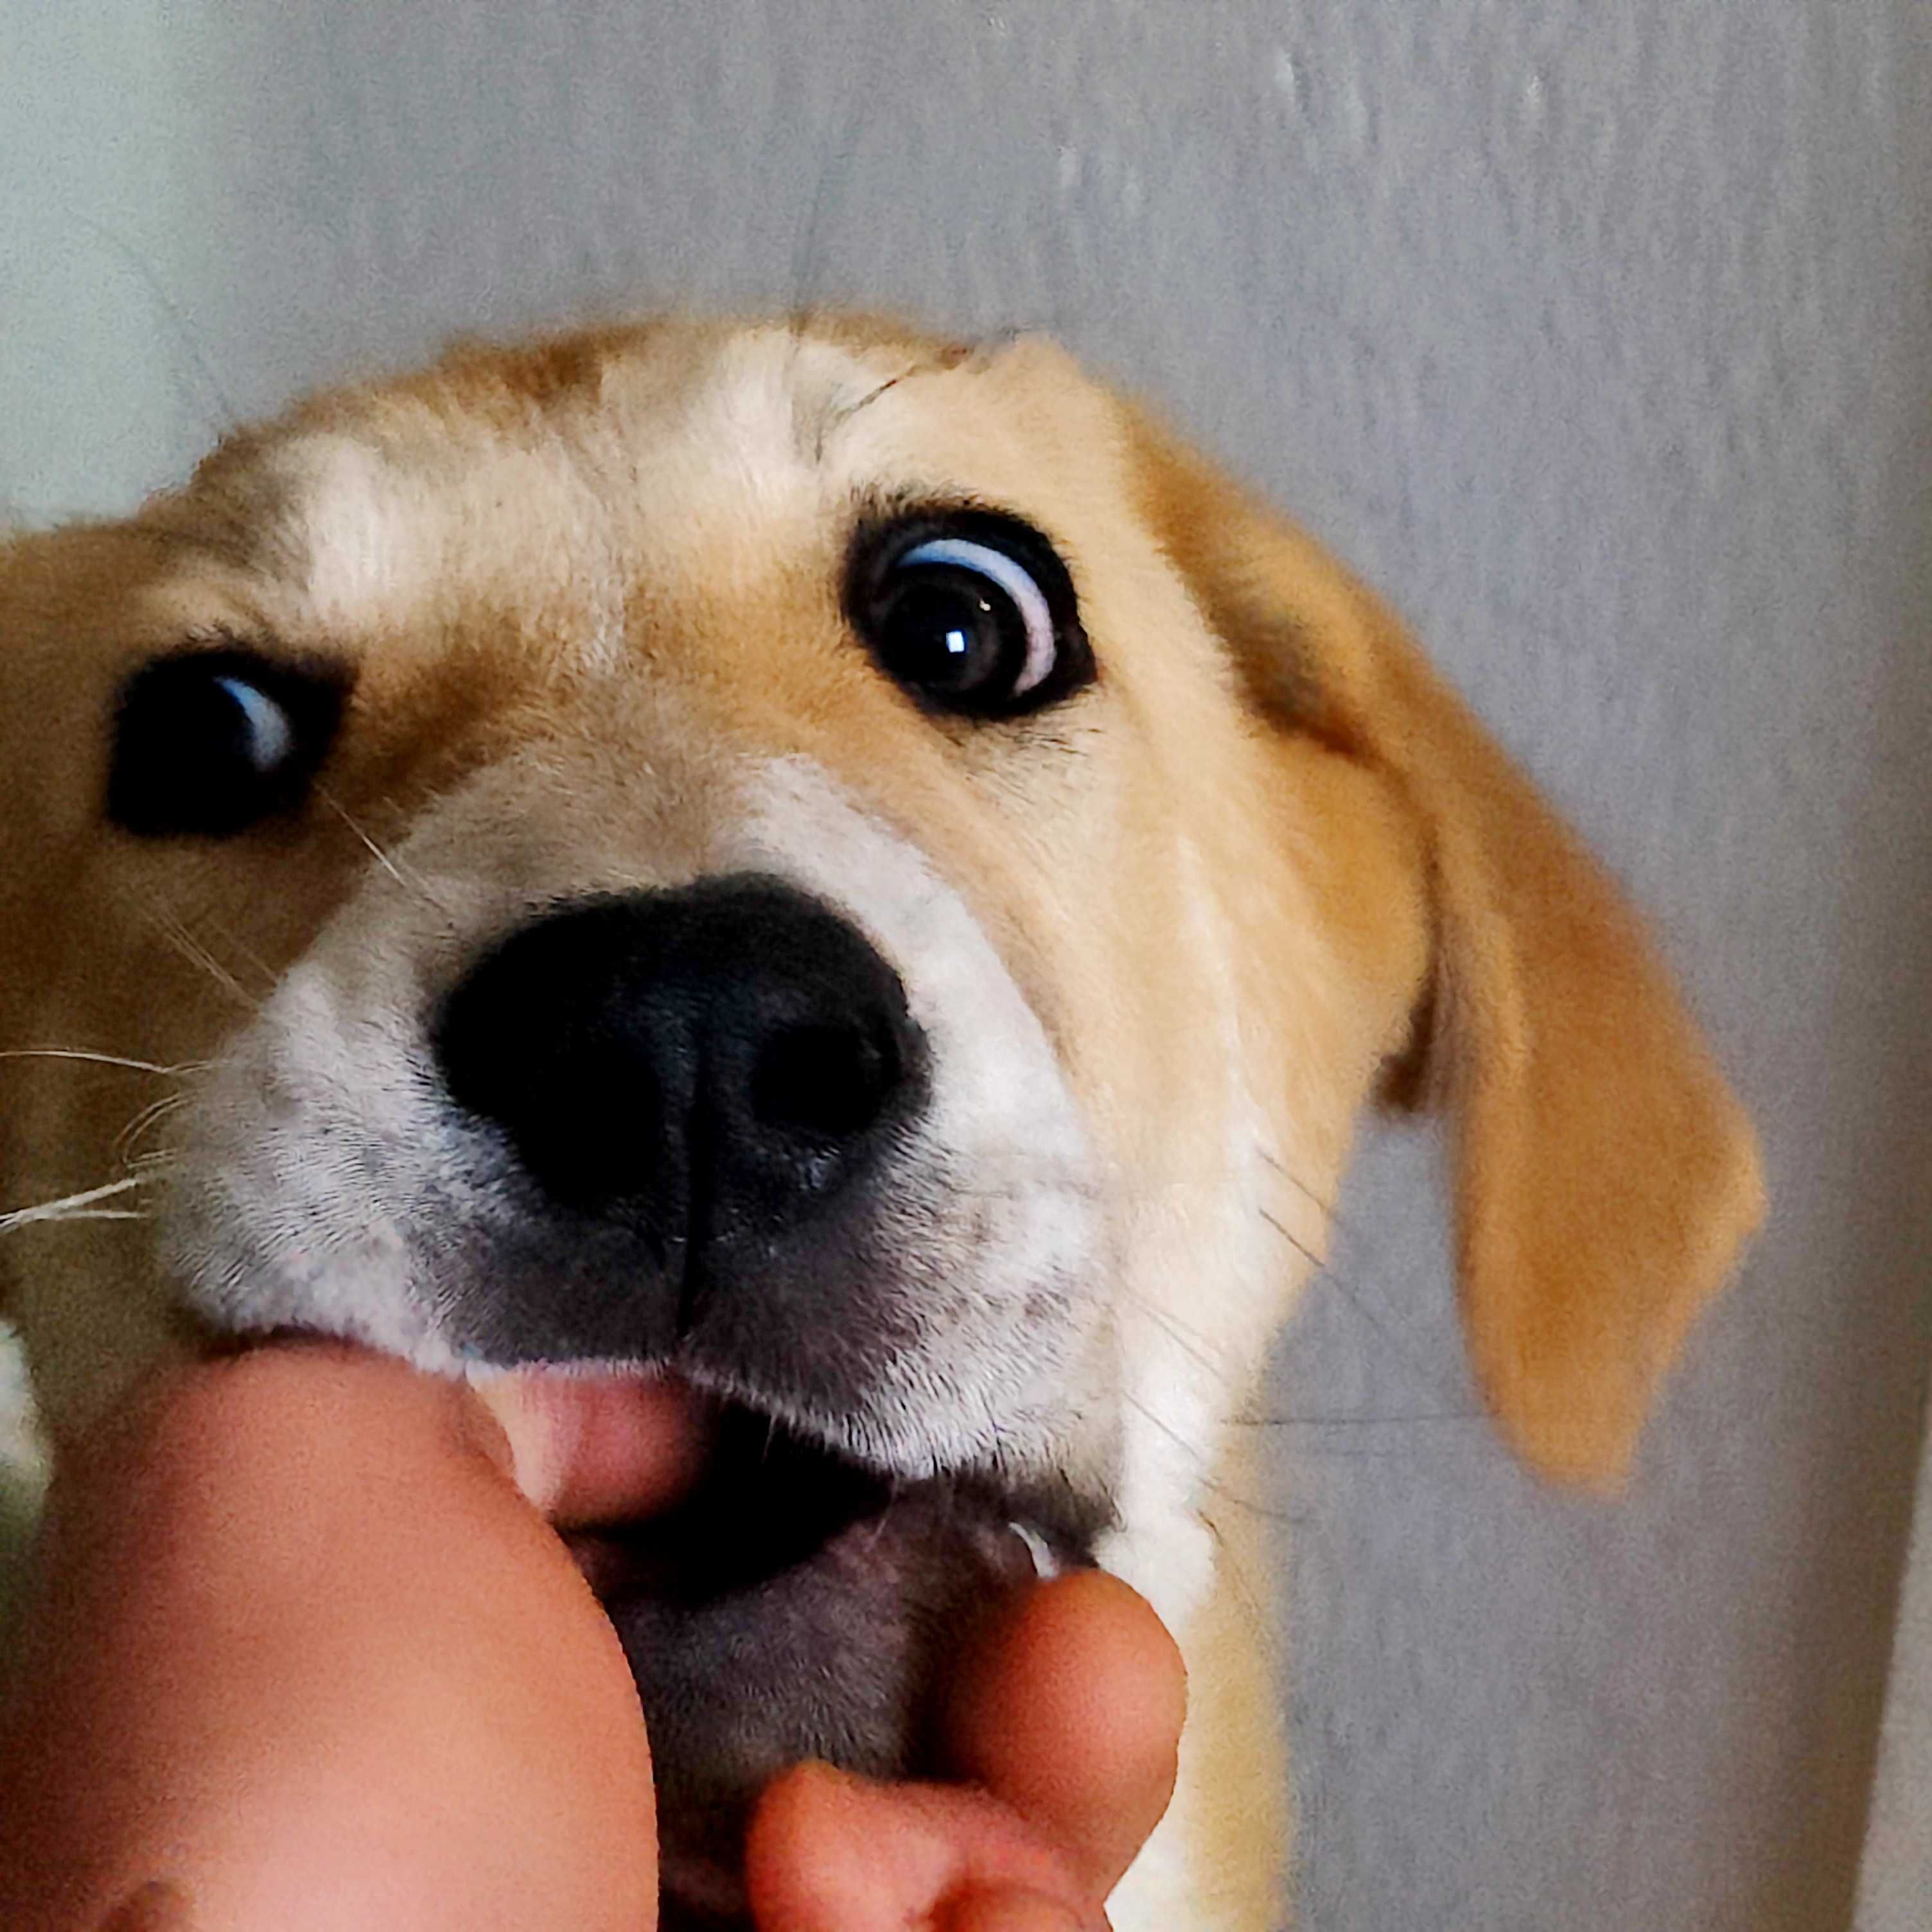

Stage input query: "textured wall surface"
[
  {"left": 4, "top": 4, "right": 1929, "bottom": 1927},
  {"left": 1854, "top": 1407, "right": 1932, "bottom": 1932}
]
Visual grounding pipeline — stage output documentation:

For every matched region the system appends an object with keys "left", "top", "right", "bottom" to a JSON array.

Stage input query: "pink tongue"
[{"left": 470, "top": 1367, "right": 717, "bottom": 1527}]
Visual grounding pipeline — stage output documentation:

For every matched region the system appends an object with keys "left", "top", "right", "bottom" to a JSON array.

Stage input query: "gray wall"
[
  {"left": 1855, "top": 1403, "right": 1932, "bottom": 1932},
  {"left": 4, "top": 4, "right": 1929, "bottom": 1927}
]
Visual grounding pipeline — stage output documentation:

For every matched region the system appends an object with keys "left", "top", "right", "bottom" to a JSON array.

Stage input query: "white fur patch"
[{"left": 265, "top": 434, "right": 437, "bottom": 630}]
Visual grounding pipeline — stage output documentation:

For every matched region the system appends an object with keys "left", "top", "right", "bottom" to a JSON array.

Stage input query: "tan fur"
[
  {"left": 1132, "top": 424, "right": 1766, "bottom": 1484},
  {"left": 0, "top": 315, "right": 1759, "bottom": 1926}
]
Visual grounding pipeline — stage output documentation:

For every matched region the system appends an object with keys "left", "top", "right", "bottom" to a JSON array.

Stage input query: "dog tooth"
[{"left": 1009, "top": 1520, "right": 1060, "bottom": 1580}]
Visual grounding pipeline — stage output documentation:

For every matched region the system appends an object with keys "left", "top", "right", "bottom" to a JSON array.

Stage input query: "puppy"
[{"left": 0, "top": 315, "right": 1761, "bottom": 1929}]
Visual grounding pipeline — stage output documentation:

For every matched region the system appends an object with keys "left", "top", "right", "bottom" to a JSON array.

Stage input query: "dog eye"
[
  {"left": 847, "top": 513, "right": 1091, "bottom": 716},
  {"left": 107, "top": 648, "right": 347, "bottom": 838}
]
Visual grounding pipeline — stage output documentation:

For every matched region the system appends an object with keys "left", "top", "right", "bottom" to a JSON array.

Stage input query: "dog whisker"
[
  {"left": 76, "top": 215, "right": 238, "bottom": 437},
  {"left": 1252, "top": 1163, "right": 1477, "bottom": 1407},
  {"left": 935, "top": 1160, "right": 1321, "bottom": 1204},
  {"left": 1257, "top": 1205, "right": 1327, "bottom": 1272},
  {"left": 1121, "top": 1391, "right": 1304, "bottom": 1526},
  {"left": 117, "top": 1093, "right": 195, "bottom": 1165},
  {"left": 1116, "top": 1283, "right": 1242, "bottom": 1394},
  {"left": 215, "top": 924, "right": 280, "bottom": 992},
  {"left": 147, "top": 908, "right": 263, "bottom": 1010},
  {"left": 0, "top": 1048, "right": 203, "bottom": 1076},
  {"left": 1229, "top": 1410, "right": 1485, "bottom": 1429},
  {"left": 817, "top": 361, "right": 933, "bottom": 459},
  {"left": 932, "top": 1141, "right": 1342, "bottom": 1216},
  {"left": 0, "top": 1173, "right": 159, "bottom": 1234},
  {"left": 1255, "top": 1144, "right": 1340, "bottom": 1225},
  {"left": 1188, "top": 1511, "right": 1292, "bottom": 1678},
  {"left": 1287, "top": 1258, "right": 1473, "bottom": 1408},
  {"left": 8, "top": 1209, "right": 151, "bottom": 1225},
  {"left": 321, "top": 793, "right": 453, "bottom": 917}
]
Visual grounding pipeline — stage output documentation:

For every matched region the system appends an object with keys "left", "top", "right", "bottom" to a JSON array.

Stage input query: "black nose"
[{"left": 433, "top": 877, "right": 926, "bottom": 1259}]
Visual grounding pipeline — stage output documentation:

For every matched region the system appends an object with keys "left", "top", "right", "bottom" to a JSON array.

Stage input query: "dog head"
[{"left": 0, "top": 316, "right": 1761, "bottom": 1915}]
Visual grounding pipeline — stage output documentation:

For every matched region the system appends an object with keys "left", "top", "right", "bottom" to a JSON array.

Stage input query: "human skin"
[{"left": 0, "top": 1347, "right": 1184, "bottom": 1931}]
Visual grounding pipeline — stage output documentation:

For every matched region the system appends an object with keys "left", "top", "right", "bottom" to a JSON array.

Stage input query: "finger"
[
  {"left": 944, "top": 1568, "right": 1186, "bottom": 1897},
  {"left": 469, "top": 1365, "right": 715, "bottom": 1524},
  {"left": 0, "top": 1347, "right": 658, "bottom": 1932},
  {"left": 744, "top": 1761, "right": 1098, "bottom": 1932},
  {"left": 939, "top": 1886, "right": 1091, "bottom": 1932}
]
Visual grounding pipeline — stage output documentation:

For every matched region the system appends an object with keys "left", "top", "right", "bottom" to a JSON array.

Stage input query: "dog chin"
[{"left": 527, "top": 1384, "right": 1087, "bottom": 1928}]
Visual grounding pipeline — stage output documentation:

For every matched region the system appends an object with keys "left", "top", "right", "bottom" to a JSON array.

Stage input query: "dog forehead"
[
  {"left": 191, "top": 324, "right": 1136, "bottom": 658},
  {"left": 216, "top": 329, "right": 852, "bottom": 638}
]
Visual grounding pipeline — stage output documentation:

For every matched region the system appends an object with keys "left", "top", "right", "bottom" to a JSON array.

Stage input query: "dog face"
[{"left": 0, "top": 316, "right": 1761, "bottom": 1922}]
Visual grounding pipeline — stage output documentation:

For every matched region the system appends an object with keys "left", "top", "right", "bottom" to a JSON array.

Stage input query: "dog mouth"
[
  {"left": 561, "top": 1396, "right": 1067, "bottom": 1606},
  {"left": 493, "top": 1373, "right": 1091, "bottom": 1928}
]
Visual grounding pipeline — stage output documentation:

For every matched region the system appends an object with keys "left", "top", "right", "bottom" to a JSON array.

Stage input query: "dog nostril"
[
  {"left": 750, "top": 1020, "right": 900, "bottom": 1141},
  {"left": 434, "top": 877, "right": 928, "bottom": 1278}
]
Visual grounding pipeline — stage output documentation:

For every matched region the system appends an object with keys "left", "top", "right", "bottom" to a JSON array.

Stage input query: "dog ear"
[
  {"left": 0, "top": 520, "right": 157, "bottom": 1015},
  {"left": 1132, "top": 417, "right": 1763, "bottom": 1487},
  {"left": 0, "top": 524, "right": 101, "bottom": 907}
]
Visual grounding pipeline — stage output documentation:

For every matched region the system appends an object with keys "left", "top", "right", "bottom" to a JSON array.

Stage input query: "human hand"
[{"left": 0, "top": 1346, "right": 1182, "bottom": 1930}]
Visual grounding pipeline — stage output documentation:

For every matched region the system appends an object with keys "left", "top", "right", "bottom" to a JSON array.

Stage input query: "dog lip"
[
  {"left": 608, "top": 1464, "right": 1072, "bottom": 1929},
  {"left": 558, "top": 1398, "right": 1081, "bottom": 1609},
  {"left": 471, "top": 1359, "right": 1099, "bottom": 1931},
  {"left": 566, "top": 1489, "right": 1063, "bottom": 1619}
]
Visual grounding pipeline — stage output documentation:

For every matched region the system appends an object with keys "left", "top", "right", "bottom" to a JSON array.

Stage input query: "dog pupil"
[
  {"left": 885, "top": 571, "right": 1012, "bottom": 696},
  {"left": 107, "top": 649, "right": 346, "bottom": 838}
]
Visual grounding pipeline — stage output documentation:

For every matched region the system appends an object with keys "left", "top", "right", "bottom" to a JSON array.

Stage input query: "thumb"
[{"left": 943, "top": 1569, "right": 1186, "bottom": 1899}]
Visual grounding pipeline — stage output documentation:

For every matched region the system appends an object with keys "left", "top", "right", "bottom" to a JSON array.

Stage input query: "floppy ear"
[
  {"left": 1132, "top": 417, "right": 1764, "bottom": 1487},
  {"left": 0, "top": 523, "right": 111, "bottom": 913}
]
